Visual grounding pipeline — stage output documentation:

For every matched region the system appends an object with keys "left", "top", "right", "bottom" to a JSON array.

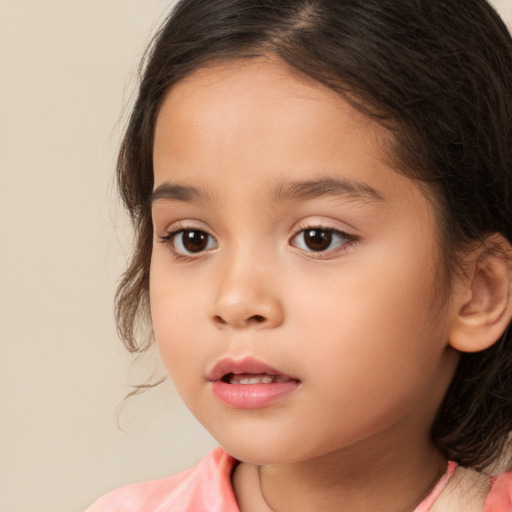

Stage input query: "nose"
[{"left": 208, "top": 256, "right": 285, "bottom": 330}]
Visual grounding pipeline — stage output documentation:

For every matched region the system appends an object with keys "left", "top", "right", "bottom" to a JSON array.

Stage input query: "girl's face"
[{"left": 150, "top": 58, "right": 460, "bottom": 465}]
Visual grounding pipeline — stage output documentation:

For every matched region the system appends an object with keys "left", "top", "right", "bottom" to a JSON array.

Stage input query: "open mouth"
[
  {"left": 222, "top": 373, "right": 295, "bottom": 385},
  {"left": 208, "top": 356, "right": 298, "bottom": 382},
  {"left": 209, "top": 357, "right": 300, "bottom": 408}
]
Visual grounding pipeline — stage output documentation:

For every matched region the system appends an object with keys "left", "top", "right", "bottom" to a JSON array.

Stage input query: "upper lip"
[{"left": 207, "top": 356, "right": 299, "bottom": 382}]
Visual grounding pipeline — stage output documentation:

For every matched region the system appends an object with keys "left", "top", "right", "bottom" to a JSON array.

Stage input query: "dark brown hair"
[{"left": 115, "top": 0, "right": 512, "bottom": 470}]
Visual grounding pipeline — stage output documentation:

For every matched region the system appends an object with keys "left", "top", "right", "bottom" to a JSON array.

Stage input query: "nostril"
[
  {"left": 213, "top": 315, "right": 227, "bottom": 325},
  {"left": 211, "top": 312, "right": 270, "bottom": 328}
]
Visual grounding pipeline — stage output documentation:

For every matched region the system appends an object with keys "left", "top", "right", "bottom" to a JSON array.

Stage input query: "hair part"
[{"left": 115, "top": 0, "right": 512, "bottom": 469}]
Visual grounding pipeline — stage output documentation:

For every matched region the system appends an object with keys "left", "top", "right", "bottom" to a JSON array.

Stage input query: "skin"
[{"left": 150, "top": 57, "right": 467, "bottom": 511}]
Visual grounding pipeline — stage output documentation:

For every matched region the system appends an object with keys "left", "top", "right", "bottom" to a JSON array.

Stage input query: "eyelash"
[
  {"left": 290, "top": 225, "right": 357, "bottom": 258},
  {"left": 157, "top": 224, "right": 357, "bottom": 261},
  {"left": 157, "top": 225, "right": 218, "bottom": 262}
]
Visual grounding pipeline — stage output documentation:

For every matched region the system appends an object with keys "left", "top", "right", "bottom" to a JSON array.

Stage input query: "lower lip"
[{"left": 211, "top": 380, "right": 299, "bottom": 409}]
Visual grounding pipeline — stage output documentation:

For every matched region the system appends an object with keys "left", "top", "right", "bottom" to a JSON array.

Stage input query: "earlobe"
[{"left": 449, "top": 234, "right": 512, "bottom": 353}]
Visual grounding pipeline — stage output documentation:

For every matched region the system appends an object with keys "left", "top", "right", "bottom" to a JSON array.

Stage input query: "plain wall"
[
  {"left": 1, "top": 1, "right": 511, "bottom": 511},
  {"left": 0, "top": 2, "right": 216, "bottom": 512}
]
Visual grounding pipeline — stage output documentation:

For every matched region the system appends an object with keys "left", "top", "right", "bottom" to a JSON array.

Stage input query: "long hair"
[{"left": 115, "top": 0, "right": 512, "bottom": 469}]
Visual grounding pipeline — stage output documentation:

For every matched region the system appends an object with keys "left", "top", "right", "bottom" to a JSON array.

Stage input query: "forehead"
[
  {"left": 153, "top": 57, "right": 395, "bottom": 189},
  {"left": 160, "top": 56, "right": 347, "bottom": 118},
  {"left": 156, "top": 56, "right": 381, "bottom": 132}
]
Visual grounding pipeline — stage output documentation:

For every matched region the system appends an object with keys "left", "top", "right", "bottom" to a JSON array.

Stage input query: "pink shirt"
[{"left": 86, "top": 447, "right": 512, "bottom": 512}]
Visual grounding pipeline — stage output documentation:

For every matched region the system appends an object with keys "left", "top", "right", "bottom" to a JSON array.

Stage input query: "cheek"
[
  {"left": 288, "top": 242, "right": 447, "bottom": 399},
  {"left": 151, "top": 291, "right": 213, "bottom": 409},
  {"left": 149, "top": 258, "right": 206, "bottom": 380}
]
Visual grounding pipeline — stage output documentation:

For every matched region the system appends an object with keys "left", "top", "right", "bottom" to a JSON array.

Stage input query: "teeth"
[{"left": 228, "top": 374, "right": 289, "bottom": 385}]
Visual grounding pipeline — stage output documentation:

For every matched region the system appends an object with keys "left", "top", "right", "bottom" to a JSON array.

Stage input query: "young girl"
[{"left": 87, "top": 0, "right": 512, "bottom": 510}]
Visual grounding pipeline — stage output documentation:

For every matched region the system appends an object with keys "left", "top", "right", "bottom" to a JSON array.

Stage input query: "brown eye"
[
  {"left": 292, "top": 228, "right": 350, "bottom": 252},
  {"left": 303, "top": 229, "right": 332, "bottom": 251},
  {"left": 173, "top": 229, "right": 217, "bottom": 254}
]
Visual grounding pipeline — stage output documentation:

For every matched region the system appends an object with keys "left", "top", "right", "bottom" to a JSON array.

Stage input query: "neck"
[
  {"left": 233, "top": 423, "right": 447, "bottom": 512},
  {"left": 259, "top": 439, "right": 446, "bottom": 512}
]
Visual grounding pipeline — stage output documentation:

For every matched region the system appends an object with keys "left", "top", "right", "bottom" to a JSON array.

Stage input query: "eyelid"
[
  {"left": 156, "top": 219, "right": 213, "bottom": 241},
  {"left": 156, "top": 221, "right": 218, "bottom": 261},
  {"left": 289, "top": 220, "right": 358, "bottom": 258}
]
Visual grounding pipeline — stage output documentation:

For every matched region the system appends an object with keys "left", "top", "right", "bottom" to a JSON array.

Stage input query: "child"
[{"left": 87, "top": 0, "right": 512, "bottom": 510}]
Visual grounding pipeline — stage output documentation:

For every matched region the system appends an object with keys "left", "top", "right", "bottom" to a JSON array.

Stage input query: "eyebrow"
[
  {"left": 271, "top": 176, "right": 384, "bottom": 203},
  {"left": 150, "top": 176, "right": 384, "bottom": 206},
  {"left": 150, "top": 183, "right": 213, "bottom": 204}
]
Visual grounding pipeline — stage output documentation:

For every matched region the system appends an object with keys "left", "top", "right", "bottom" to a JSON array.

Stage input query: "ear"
[{"left": 449, "top": 234, "right": 512, "bottom": 353}]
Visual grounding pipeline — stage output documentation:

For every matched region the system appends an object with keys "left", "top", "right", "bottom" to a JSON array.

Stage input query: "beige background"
[{"left": 1, "top": 1, "right": 511, "bottom": 511}]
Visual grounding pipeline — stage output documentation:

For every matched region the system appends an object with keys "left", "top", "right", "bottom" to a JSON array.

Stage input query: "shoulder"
[
  {"left": 484, "top": 470, "right": 512, "bottom": 512},
  {"left": 84, "top": 447, "right": 240, "bottom": 512}
]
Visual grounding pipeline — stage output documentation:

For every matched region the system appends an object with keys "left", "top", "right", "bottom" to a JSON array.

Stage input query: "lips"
[
  {"left": 225, "top": 373, "right": 292, "bottom": 384},
  {"left": 207, "top": 357, "right": 300, "bottom": 409},
  {"left": 207, "top": 356, "right": 296, "bottom": 381}
]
